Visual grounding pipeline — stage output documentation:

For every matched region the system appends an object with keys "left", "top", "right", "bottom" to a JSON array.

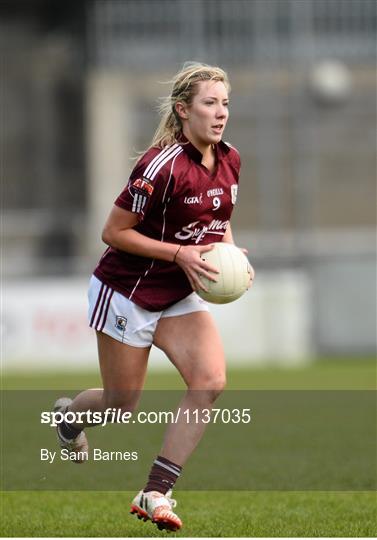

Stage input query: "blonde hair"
[{"left": 150, "top": 62, "right": 230, "bottom": 149}]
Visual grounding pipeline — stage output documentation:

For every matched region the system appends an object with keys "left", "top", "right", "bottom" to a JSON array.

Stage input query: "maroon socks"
[{"left": 144, "top": 455, "right": 182, "bottom": 495}]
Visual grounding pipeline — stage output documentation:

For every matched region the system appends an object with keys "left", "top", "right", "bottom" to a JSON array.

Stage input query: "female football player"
[{"left": 54, "top": 62, "right": 249, "bottom": 531}]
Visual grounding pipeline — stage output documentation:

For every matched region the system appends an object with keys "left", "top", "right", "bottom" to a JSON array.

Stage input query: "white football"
[{"left": 198, "top": 242, "right": 254, "bottom": 304}]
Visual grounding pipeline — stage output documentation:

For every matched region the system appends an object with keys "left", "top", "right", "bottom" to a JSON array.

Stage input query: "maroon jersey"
[{"left": 94, "top": 138, "right": 241, "bottom": 311}]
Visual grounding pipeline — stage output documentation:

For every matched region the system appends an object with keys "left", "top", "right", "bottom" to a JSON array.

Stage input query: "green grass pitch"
[{"left": 1, "top": 358, "right": 376, "bottom": 537}]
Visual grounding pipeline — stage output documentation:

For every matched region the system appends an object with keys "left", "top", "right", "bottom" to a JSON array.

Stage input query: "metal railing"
[{"left": 88, "top": 0, "right": 376, "bottom": 68}]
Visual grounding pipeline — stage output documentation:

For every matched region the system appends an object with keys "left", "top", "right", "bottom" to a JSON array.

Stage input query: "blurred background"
[{"left": 2, "top": 0, "right": 376, "bottom": 373}]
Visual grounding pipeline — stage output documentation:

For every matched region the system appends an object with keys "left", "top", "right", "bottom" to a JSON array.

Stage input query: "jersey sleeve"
[{"left": 114, "top": 147, "right": 174, "bottom": 222}]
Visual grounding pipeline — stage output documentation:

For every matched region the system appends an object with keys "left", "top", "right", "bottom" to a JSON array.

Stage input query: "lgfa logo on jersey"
[{"left": 184, "top": 193, "right": 203, "bottom": 205}]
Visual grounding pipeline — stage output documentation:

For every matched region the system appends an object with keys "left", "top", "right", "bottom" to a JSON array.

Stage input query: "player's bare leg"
[
  {"left": 130, "top": 311, "right": 223, "bottom": 532},
  {"left": 54, "top": 333, "right": 150, "bottom": 461},
  {"left": 70, "top": 333, "right": 150, "bottom": 413},
  {"left": 154, "top": 311, "right": 226, "bottom": 464}
]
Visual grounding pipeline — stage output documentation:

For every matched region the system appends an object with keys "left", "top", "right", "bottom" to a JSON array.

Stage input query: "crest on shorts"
[
  {"left": 115, "top": 316, "right": 127, "bottom": 331},
  {"left": 231, "top": 184, "right": 238, "bottom": 205}
]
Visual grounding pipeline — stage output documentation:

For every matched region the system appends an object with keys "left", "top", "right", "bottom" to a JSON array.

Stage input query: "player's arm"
[
  {"left": 102, "top": 205, "right": 177, "bottom": 262},
  {"left": 102, "top": 205, "right": 219, "bottom": 291}
]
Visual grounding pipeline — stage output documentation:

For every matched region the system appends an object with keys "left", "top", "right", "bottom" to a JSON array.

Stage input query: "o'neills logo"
[{"left": 175, "top": 219, "right": 229, "bottom": 243}]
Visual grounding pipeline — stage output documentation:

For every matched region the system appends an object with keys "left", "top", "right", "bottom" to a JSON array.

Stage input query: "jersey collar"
[{"left": 178, "top": 134, "right": 230, "bottom": 164}]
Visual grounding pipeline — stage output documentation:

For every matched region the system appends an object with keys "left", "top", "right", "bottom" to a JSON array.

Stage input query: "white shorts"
[{"left": 88, "top": 275, "right": 209, "bottom": 347}]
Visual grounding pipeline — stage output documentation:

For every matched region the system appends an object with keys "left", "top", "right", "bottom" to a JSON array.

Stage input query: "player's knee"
[
  {"left": 102, "top": 390, "right": 141, "bottom": 413},
  {"left": 189, "top": 374, "right": 227, "bottom": 402},
  {"left": 207, "top": 376, "right": 226, "bottom": 401}
]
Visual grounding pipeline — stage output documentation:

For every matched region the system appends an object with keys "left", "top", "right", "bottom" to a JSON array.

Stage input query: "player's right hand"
[{"left": 175, "top": 244, "right": 219, "bottom": 292}]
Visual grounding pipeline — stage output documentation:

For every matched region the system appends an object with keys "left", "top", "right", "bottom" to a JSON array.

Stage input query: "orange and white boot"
[{"left": 130, "top": 490, "right": 182, "bottom": 531}]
